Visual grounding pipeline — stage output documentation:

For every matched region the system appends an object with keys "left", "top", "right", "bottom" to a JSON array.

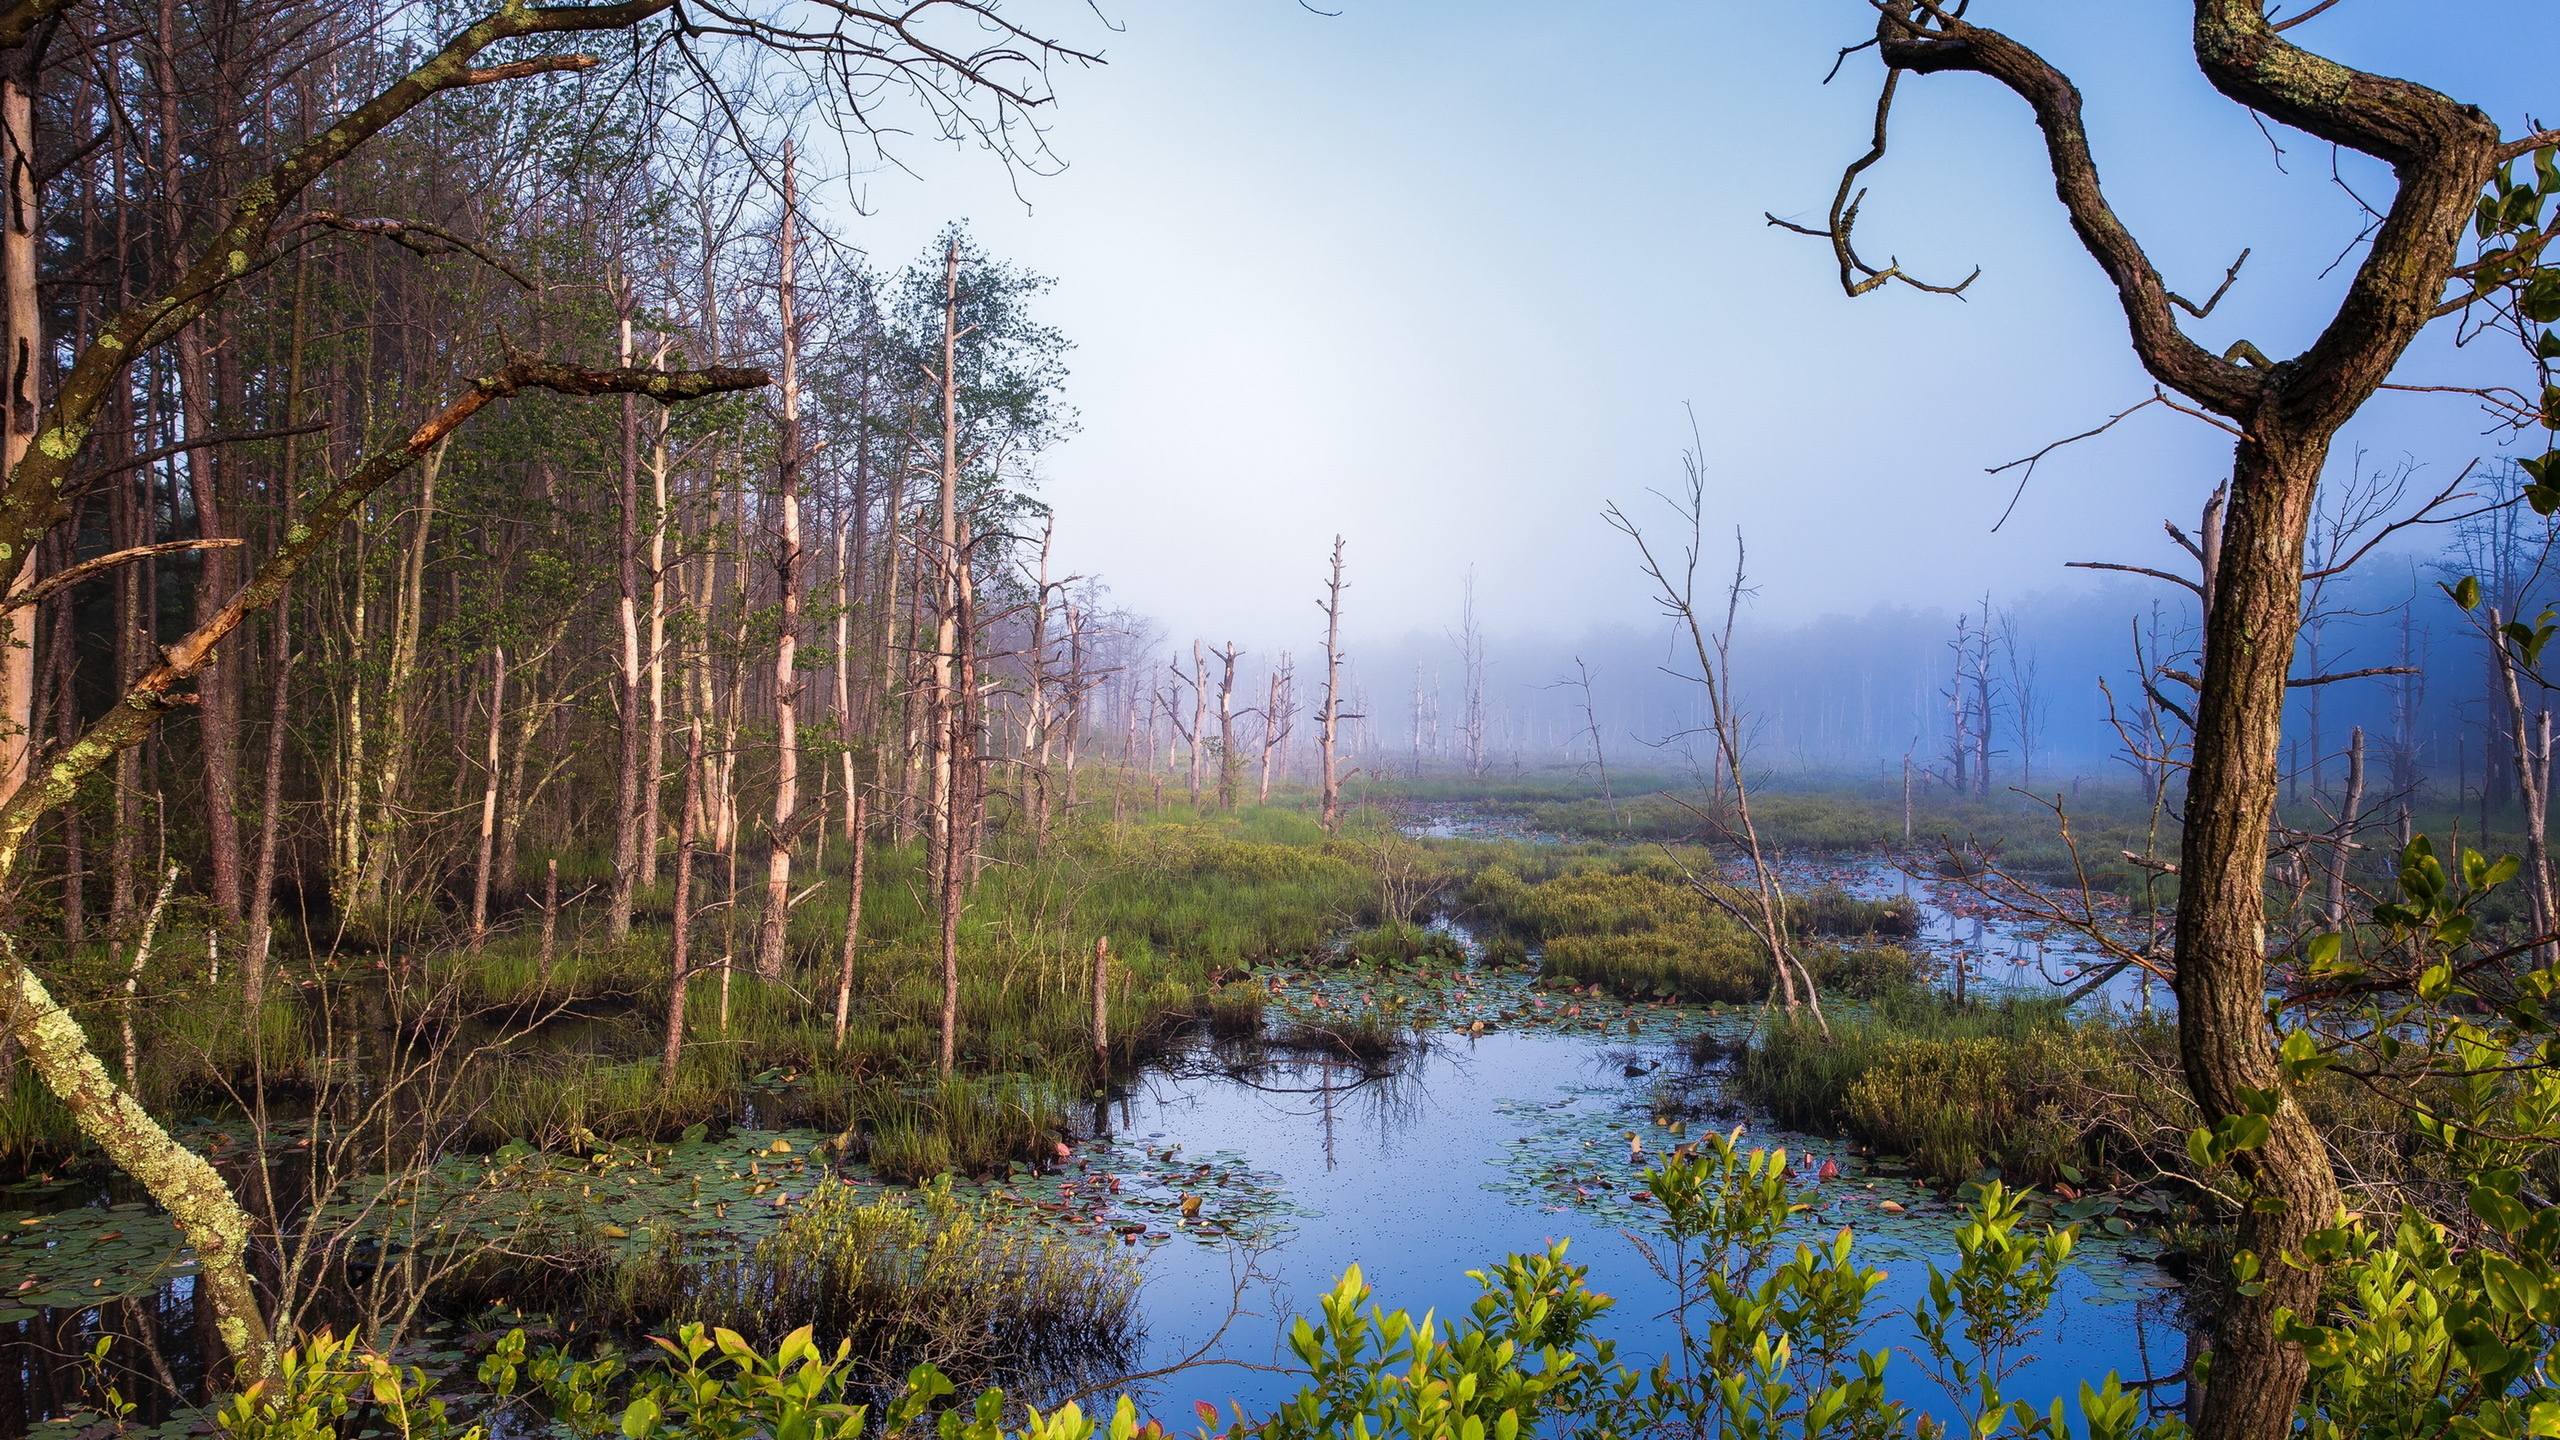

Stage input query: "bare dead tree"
[
  {"left": 1318, "top": 536, "right": 1354, "bottom": 834},
  {"left": 1451, "top": 569, "right": 1488, "bottom": 778},
  {"left": 2385, "top": 576, "right": 2429, "bottom": 798},
  {"left": 1551, "top": 657, "right": 1616, "bottom": 823},
  {"left": 1213, "top": 640, "right": 1243, "bottom": 810},
  {"left": 1258, "top": 651, "right": 1296, "bottom": 803},
  {"left": 2485, "top": 608, "right": 2557, "bottom": 961},
  {"left": 1941, "top": 602, "right": 1996, "bottom": 797},
  {"left": 2321, "top": 727, "right": 2368, "bottom": 932},
  {"left": 1605, "top": 416, "right": 1827, "bottom": 1038},
  {"left": 1162, "top": 643, "right": 1207, "bottom": 809},
  {"left": 1995, "top": 610, "right": 2040, "bottom": 788}
]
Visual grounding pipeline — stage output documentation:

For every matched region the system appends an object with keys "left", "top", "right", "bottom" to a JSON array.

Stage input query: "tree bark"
[
  {"left": 468, "top": 645, "right": 506, "bottom": 949},
  {"left": 662, "top": 718, "right": 703, "bottom": 1092},
  {"left": 2174, "top": 437, "right": 2345, "bottom": 1440},
  {"left": 755, "top": 147, "right": 804, "bottom": 981},
  {"left": 1318, "top": 537, "right": 1347, "bottom": 834},
  {"left": 0, "top": 61, "right": 39, "bottom": 815},
  {"left": 608, "top": 281, "right": 645, "bottom": 944}
]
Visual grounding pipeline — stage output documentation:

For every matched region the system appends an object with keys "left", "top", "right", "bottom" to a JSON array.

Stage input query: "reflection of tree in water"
[
  {"left": 2121, "top": 1283, "right": 2199, "bottom": 1430},
  {"left": 1129, "top": 1034, "right": 1451, "bottom": 1173}
]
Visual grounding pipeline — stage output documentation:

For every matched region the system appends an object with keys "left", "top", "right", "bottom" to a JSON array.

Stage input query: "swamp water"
[
  {"left": 6, "top": 828, "right": 2189, "bottom": 1435},
  {"left": 1100, "top": 913, "right": 2185, "bottom": 1425}
]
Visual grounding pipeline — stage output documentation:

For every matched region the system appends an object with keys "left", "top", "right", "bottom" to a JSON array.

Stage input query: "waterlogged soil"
[{"left": 1414, "top": 805, "right": 2159, "bottom": 1012}]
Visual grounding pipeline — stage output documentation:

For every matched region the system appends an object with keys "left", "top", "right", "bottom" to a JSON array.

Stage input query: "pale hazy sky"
[{"left": 816, "top": 2, "right": 2554, "bottom": 649}]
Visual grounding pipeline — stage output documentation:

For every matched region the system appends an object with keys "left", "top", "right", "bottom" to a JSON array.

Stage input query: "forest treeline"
[{"left": 1336, "top": 485, "right": 2550, "bottom": 808}]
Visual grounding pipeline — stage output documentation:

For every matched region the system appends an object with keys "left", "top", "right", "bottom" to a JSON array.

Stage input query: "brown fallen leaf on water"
[
  {"left": 1179, "top": 1194, "right": 1202, "bottom": 1219},
  {"left": 1878, "top": 1199, "right": 1906, "bottom": 1214}
]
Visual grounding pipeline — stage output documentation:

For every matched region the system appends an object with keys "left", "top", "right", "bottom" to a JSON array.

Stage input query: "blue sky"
[{"left": 815, "top": 1, "right": 2556, "bottom": 646}]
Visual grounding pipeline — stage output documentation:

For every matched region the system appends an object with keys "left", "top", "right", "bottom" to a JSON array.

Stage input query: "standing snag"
[{"left": 1317, "top": 536, "right": 1352, "bottom": 834}]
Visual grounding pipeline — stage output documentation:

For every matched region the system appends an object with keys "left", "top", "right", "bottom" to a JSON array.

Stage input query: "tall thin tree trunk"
[
  {"left": 468, "top": 645, "right": 506, "bottom": 949},
  {"left": 243, "top": 258, "right": 308, "bottom": 1008},
  {"left": 0, "top": 61, "right": 42, "bottom": 814},
  {"left": 641, "top": 335, "right": 673, "bottom": 889},
  {"left": 1318, "top": 537, "right": 1348, "bottom": 834},
  {"left": 755, "top": 148, "right": 804, "bottom": 981},
  {"left": 928, "top": 235, "right": 964, "bottom": 1073},
  {"left": 608, "top": 279, "right": 644, "bottom": 943},
  {"left": 661, "top": 718, "right": 704, "bottom": 1093},
  {"left": 834, "top": 521, "right": 857, "bottom": 844},
  {"left": 832, "top": 790, "right": 868, "bottom": 1046}
]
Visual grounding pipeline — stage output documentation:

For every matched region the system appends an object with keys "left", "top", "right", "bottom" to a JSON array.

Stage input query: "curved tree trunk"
[{"left": 2174, "top": 435, "right": 2344, "bottom": 1440}]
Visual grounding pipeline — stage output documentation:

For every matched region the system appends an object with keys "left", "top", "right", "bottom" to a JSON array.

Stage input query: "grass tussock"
[
  {"left": 1201, "top": 980, "right": 1270, "bottom": 1040},
  {"left": 1737, "top": 997, "right": 2190, "bottom": 1188},
  {"left": 616, "top": 1176, "right": 1139, "bottom": 1394},
  {"left": 1462, "top": 858, "right": 1919, "bottom": 1005},
  {"left": 1338, "top": 920, "right": 1465, "bottom": 967}
]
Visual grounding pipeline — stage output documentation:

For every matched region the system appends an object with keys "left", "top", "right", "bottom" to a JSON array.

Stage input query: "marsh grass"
[
  {"left": 0, "top": 1068, "right": 77, "bottom": 1162},
  {"left": 1461, "top": 857, "right": 1919, "bottom": 1005},
  {"left": 0, "top": 930, "right": 318, "bottom": 1159},
  {"left": 1270, "top": 1009, "right": 1408, "bottom": 1064},
  {"left": 843, "top": 1074, "right": 1077, "bottom": 1184},
  {"left": 1337, "top": 920, "right": 1464, "bottom": 967},
  {"left": 1202, "top": 980, "right": 1269, "bottom": 1039},
  {"left": 1406, "top": 773, "right": 2174, "bottom": 896},
  {"left": 615, "top": 1175, "right": 1139, "bottom": 1396},
  {"left": 1737, "top": 997, "right": 2191, "bottom": 1187}
]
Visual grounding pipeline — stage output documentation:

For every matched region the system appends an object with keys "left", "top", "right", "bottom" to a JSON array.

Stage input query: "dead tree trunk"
[
  {"left": 927, "top": 236, "right": 964, "bottom": 1075},
  {"left": 2321, "top": 726, "right": 2366, "bottom": 931},
  {"left": 0, "top": 57, "right": 36, "bottom": 815},
  {"left": 1213, "top": 640, "right": 1241, "bottom": 810},
  {"left": 1318, "top": 537, "right": 1350, "bottom": 834},
  {"left": 1566, "top": 656, "right": 1614, "bottom": 822},
  {"left": 1608, "top": 439, "right": 1826, "bottom": 1039},
  {"left": 2489, "top": 613, "right": 2556, "bottom": 960},
  {"left": 1186, "top": 640, "right": 1208, "bottom": 807},
  {"left": 1454, "top": 570, "right": 1487, "bottom": 778},
  {"left": 1259, "top": 653, "right": 1295, "bottom": 803}
]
